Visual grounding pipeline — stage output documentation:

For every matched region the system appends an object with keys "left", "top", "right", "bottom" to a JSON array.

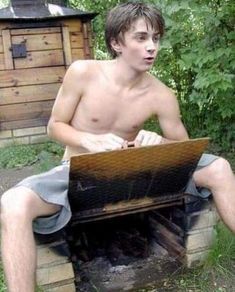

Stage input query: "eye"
[
  {"left": 137, "top": 35, "right": 146, "bottom": 41},
  {"left": 153, "top": 35, "right": 160, "bottom": 43},
  {"left": 135, "top": 34, "right": 147, "bottom": 41}
]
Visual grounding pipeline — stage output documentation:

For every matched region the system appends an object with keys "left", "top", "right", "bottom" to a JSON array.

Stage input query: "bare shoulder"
[
  {"left": 65, "top": 59, "right": 102, "bottom": 79},
  {"left": 146, "top": 74, "right": 180, "bottom": 117},
  {"left": 61, "top": 59, "right": 106, "bottom": 96},
  {"left": 147, "top": 74, "right": 188, "bottom": 139},
  {"left": 148, "top": 74, "right": 176, "bottom": 101}
]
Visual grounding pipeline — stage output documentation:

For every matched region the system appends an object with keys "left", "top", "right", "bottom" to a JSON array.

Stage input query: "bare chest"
[{"left": 72, "top": 85, "right": 154, "bottom": 139}]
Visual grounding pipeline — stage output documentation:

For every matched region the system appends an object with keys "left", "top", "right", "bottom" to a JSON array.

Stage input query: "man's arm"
[
  {"left": 47, "top": 61, "right": 87, "bottom": 147},
  {"left": 157, "top": 89, "right": 189, "bottom": 141},
  {"left": 47, "top": 61, "right": 125, "bottom": 152},
  {"left": 134, "top": 87, "right": 188, "bottom": 146}
]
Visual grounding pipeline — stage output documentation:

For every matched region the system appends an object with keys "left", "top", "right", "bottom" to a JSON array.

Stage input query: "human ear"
[{"left": 110, "top": 38, "right": 122, "bottom": 54}]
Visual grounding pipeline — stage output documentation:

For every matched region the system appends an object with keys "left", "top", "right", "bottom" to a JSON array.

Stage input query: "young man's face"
[{"left": 113, "top": 18, "right": 160, "bottom": 72}]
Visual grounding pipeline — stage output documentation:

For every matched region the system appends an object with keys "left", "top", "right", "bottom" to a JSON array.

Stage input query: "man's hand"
[
  {"left": 134, "top": 129, "right": 162, "bottom": 146},
  {"left": 81, "top": 132, "right": 126, "bottom": 152}
]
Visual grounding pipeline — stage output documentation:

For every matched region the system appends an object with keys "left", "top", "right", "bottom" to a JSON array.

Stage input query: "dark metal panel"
[
  {"left": 11, "top": 43, "right": 27, "bottom": 58},
  {"left": 0, "top": 2, "right": 97, "bottom": 21},
  {"left": 4, "top": 21, "right": 61, "bottom": 29},
  {"left": 12, "top": 0, "right": 45, "bottom": 5}
]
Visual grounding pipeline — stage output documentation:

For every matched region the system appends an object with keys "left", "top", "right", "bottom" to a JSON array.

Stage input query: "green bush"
[{"left": 0, "top": 143, "right": 63, "bottom": 169}]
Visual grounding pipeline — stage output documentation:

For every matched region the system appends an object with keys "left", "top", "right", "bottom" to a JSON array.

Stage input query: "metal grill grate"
[{"left": 68, "top": 138, "right": 209, "bottom": 221}]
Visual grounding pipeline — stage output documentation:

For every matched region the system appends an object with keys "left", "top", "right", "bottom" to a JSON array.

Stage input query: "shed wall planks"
[
  {"left": 0, "top": 36, "right": 3, "bottom": 52},
  {"left": 0, "top": 17, "right": 94, "bottom": 146},
  {"left": 0, "top": 83, "right": 61, "bottom": 105},
  {"left": 0, "top": 53, "right": 4, "bottom": 69},
  {"left": 2, "top": 29, "right": 13, "bottom": 69},
  {"left": 0, "top": 100, "right": 54, "bottom": 122},
  {"left": 14, "top": 50, "right": 65, "bottom": 69},
  {"left": 12, "top": 33, "right": 63, "bottom": 51},
  {"left": 62, "top": 26, "right": 72, "bottom": 66},
  {"left": 10, "top": 27, "right": 61, "bottom": 35},
  {"left": 1, "top": 118, "right": 49, "bottom": 131},
  {"left": 0, "top": 67, "right": 65, "bottom": 88}
]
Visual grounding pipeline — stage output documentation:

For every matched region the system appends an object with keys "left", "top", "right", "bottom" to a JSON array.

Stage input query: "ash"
[{"left": 68, "top": 214, "right": 180, "bottom": 291}]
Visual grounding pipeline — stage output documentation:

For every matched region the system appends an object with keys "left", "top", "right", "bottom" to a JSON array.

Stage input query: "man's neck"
[{"left": 109, "top": 58, "right": 146, "bottom": 89}]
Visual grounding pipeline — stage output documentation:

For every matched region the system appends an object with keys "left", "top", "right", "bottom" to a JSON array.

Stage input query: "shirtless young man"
[{"left": 1, "top": 2, "right": 235, "bottom": 292}]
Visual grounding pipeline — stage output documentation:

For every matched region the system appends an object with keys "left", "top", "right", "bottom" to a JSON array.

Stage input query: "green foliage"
[
  {"left": 0, "top": 142, "right": 64, "bottom": 169},
  {"left": 0, "top": 145, "right": 38, "bottom": 169},
  {"left": 0, "top": 263, "right": 6, "bottom": 292},
  {"left": 0, "top": 0, "right": 9, "bottom": 9},
  {"left": 143, "top": 117, "right": 161, "bottom": 133},
  {"left": 172, "top": 223, "right": 235, "bottom": 292},
  {"left": 153, "top": 0, "right": 235, "bottom": 151},
  {"left": 206, "top": 222, "right": 235, "bottom": 269},
  {"left": 68, "top": 0, "right": 234, "bottom": 151}
]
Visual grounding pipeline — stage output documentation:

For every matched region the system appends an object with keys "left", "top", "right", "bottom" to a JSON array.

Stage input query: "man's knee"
[
  {"left": 194, "top": 157, "right": 232, "bottom": 188},
  {"left": 208, "top": 157, "right": 232, "bottom": 179},
  {"left": 202, "top": 157, "right": 233, "bottom": 186},
  {"left": 0, "top": 188, "right": 36, "bottom": 223}
]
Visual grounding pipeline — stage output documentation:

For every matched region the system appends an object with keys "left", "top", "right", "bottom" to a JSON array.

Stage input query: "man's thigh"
[
  {"left": 11, "top": 164, "right": 71, "bottom": 234},
  {"left": 185, "top": 153, "right": 219, "bottom": 198}
]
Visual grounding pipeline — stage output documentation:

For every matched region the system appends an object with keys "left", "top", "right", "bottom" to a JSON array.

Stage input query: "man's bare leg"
[
  {"left": 193, "top": 157, "right": 235, "bottom": 233},
  {"left": 0, "top": 187, "right": 61, "bottom": 292}
]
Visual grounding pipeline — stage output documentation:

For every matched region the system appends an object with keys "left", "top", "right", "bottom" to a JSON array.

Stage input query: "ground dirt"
[{"left": 0, "top": 165, "right": 38, "bottom": 196}]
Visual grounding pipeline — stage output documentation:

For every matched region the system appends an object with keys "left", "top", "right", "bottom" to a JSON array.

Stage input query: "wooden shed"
[{"left": 0, "top": 0, "right": 96, "bottom": 147}]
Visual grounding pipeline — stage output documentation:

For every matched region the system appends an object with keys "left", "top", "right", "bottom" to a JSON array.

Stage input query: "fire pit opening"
[
  {"left": 72, "top": 213, "right": 161, "bottom": 265},
  {"left": 66, "top": 205, "right": 185, "bottom": 291},
  {"left": 35, "top": 195, "right": 216, "bottom": 291}
]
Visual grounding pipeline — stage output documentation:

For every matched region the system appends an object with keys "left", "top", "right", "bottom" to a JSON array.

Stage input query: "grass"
[
  {"left": 137, "top": 223, "right": 235, "bottom": 292},
  {"left": 0, "top": 142, "right": 234, "bottom": 291},
  {"left": 0, "top": 142, "right": 64, "bottom": 171},
  {"left": 170, "top": 222, "right": 235, "bottom": 292}
]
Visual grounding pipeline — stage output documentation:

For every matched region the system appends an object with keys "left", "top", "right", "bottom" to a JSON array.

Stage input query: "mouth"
[{"left": 144, "top": 57, "right": 155, "bottom": 63}]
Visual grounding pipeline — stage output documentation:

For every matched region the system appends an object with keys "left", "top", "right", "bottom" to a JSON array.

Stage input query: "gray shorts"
[{"left": 14, "top": 153, "right": 218, "bottom": 235}]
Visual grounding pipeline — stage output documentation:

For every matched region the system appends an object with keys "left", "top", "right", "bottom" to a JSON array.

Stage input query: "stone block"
[
  {"left": 13, "top": 126, "right": 46, "bottom": 137},
  {"left": 172, "top": 205, "right": 219, "bottom": 231},
  {"left": 184, "top": 249, "right": 210, "bottom": 268},
  {"left": 0, "top": 136, "right": 30, "bottom": 147},
  {"left": 185, "top": 227, "right": 216, "bottom": 251},
  {"left": 12, "top": 136, "right": 30, "bottom": 145},
  {"left": 43, "top": 283, "right": 76, "bottom": 292},
  {"left": 36, "top": 241, "right": 75, "bottom": 291},
  {"left": 30, "top": 134, "right": 49, "bottom": 144},
  {"left": 0, "top": 130, "right": 12, "bottom": 139},
  {"left": 37, "top": 245, "right": 69, "bottom": 268},
  {"left": 0, "top": 138, "right": 13, "bottom": 148},
  {"left": 37, "top": 262, "right": 74, "bottom": 286}
]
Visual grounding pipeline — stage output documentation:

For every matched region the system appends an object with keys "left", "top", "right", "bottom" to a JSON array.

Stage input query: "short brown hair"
[{"left": 105, "top": 1, "right": 165, "bottom": 58}]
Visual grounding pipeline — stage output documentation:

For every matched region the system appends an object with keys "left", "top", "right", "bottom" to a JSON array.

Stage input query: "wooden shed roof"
[{"left": 0, "top": 1, "right": 97, "bottom": 21}]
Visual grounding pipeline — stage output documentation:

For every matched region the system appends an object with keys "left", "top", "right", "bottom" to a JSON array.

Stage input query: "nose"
[
  {"left": 145, "top": 40, "right": 156, "bottom": 53},
  {"left": 146, "top": 46, "right": 155, "bottom": 53}
]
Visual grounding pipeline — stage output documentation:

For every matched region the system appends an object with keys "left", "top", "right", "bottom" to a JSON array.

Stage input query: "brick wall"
[{"left": 0, "top": 126, "right": 49, "bottom": 147}]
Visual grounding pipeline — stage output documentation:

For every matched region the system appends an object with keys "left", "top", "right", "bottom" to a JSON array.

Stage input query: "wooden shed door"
[{"left": 0, "top": 26, "right": 66, "bottom": 130}]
